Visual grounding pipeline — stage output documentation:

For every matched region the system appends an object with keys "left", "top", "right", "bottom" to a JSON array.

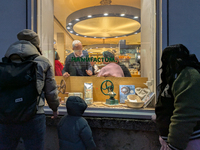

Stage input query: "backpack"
[{"left": 0, "top": 54, "right": 41, "bottom": 124}]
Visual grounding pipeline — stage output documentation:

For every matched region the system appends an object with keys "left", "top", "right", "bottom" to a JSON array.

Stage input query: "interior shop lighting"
[{"left": 66, "top": 5, "right": 141, "bottom": 38}]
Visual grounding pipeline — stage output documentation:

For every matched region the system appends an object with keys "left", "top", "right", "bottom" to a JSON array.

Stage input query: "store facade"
[{"left": 1, "top": 0, "right": 200, "bottom": 149}]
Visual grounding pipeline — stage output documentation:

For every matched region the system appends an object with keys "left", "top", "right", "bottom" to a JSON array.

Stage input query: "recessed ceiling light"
[
  {"left": 88, "top": 15, "right": 92, "bottom": 18},
  {"left": 94, "top": 37, "right": 96, "bottom": 38},
  {"left": 120, "top": 14, "right": 125, "bottom": 16},
  {"left": 134, "top": 16, "right": 139, "bottom": 19},
  {"left": 75, "top": 18, "right": 80, "bottom": 21},
  {"left": 67, "top": 27, "right": 70, "bottom": 29},
  {"left": 110, "top": 47, "right": 112, "bottom": 48},
  {"left": 84, "top": 36, "right": 87, "bottom": 37},
  {"left": 76, "top": 34, "right": 79, "bottom": 35},
  {"left": 68, "top": 23, "right": 72, "bottom": 25},
  {"left": 115, "top": 36, "right": 118, "bottom": 38},
  {"left": 104, "top": 13, "right": 108, "bottom": 16},
  {"left": 134, "top": 32, "right": 138, "bottom": 34},
  {"left": 70, "top": 31, "right": 73, "bottom": 33},
  {"left": 96, "top": 47, "right": 98, "bottom": 48}
]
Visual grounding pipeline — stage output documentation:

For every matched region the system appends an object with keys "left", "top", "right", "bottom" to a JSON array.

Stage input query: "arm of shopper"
[
  {"left": 43, "top": 61, "right": 60, "bottom": 112},
  {"left": 168, "top": 67, "right": 200, "bottom": 149}
]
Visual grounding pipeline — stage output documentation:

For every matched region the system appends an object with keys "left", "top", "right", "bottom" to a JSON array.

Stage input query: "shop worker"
[
  {"left": 104, "top": 51, "right": 131, "bottom": 77},
  {"left": 58, "top": 96, "right": 96, "bottom": 150},
  {"left": 62, "top": 40, "right": 93, "bottom": 77},
  {"left": 97, "top": 51, "right": 126, "bottom": 77},
  {"left": 0, "top": 29, "right": 60, "bottom": 150},
  {"left": 155, "top": 44, "right": 200, "bottom": 150}
]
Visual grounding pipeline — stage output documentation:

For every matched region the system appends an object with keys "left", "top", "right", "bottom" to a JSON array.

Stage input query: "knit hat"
[{"left": 17, "top": 29, "right": 42, "bottom": 55}]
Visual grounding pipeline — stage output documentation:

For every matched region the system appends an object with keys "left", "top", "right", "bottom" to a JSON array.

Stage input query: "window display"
[{"left": 41, "top": 0, "right": 157, "bottom": 117}]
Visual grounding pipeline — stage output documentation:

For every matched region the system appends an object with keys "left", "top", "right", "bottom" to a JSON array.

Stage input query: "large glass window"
[{"left": 39, "top": 0, "right": 157, "bottom": 117}]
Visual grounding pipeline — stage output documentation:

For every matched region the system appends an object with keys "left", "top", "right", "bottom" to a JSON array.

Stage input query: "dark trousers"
[{"left": 0, "top": 114, "right": 46, "bottom": 150}]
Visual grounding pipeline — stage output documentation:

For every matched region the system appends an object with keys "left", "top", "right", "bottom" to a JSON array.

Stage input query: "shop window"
[{"left": 39, "top": 0, "right": 157, "bottom": 118}]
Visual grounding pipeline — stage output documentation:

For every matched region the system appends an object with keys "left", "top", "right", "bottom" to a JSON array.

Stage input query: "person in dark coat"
[
  {"left": 0, "top": 29, "right": 59, "bottom": 150},
  {"left": 57, "top": 96, "right": 96, "bottom": 150},
  {"left": 155, "top": 44, "right": 200, "bottom": 150},
  {"left": 62, "top": 40, "right": 93, "bottom": 77}
]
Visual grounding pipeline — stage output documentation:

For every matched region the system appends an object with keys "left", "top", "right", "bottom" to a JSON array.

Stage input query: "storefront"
[
  {"left": 37, "top": 0, "right": 158, "bottom": 119},
  {"left": 1, "top": 0, "right": 200, "bottom": 149}
]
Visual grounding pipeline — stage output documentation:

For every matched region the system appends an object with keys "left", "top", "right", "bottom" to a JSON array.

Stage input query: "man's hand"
[
  {"left": 63, "top": 72, "right": 70, "bottom": 77},
  {"left": 86, "top": 70, "right": 93, "bottom": 76},
  {"left": 51, "top": 111, "right": 59, "bottom": 119}
]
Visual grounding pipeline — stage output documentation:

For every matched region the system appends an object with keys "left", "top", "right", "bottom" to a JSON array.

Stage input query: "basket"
[{"left": 125, "top": 95, "right": 144, "bottom": 108}]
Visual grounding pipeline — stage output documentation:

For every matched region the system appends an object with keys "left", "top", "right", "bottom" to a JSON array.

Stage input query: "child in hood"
[{"left": 57, "top": 96, "right": 96, "bottom": 150}]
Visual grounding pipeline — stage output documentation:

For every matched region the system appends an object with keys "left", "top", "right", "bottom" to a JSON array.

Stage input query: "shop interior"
[{"left": 50, "top": 0, "right": 156, "bottom": 110}]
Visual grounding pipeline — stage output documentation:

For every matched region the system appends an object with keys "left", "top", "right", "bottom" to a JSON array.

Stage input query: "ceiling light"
[
  {"left": 66, "top": 5, "right": 141, "bottom": 38},
  {"left": 67, "top": 27, "right": 70, "bottom": 29},
  {"left": 134, "top": 32, "right": 138, "bottom": 34},
  {"left": 76, "top": 34, "right": 79, "bottom": 35},
  {"left": 70, "top": 31, "right": 73, "bottom": 33}
]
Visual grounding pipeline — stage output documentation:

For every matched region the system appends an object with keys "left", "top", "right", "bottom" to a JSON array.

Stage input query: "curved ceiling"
[
  {"left": 73, "top": 17, "right": 140, "bottom": 37},
  {"left": 54, "top": 0, "right": 141, "bottom": 45}
]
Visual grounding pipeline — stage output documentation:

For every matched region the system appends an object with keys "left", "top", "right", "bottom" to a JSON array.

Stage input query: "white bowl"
[{"left": 125, "top": 100, "right": 144, "bottom": 108}]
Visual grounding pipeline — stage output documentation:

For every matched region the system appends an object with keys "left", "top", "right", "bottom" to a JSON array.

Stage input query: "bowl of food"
[{"left": 125, "top": 95, "right": 144, "bottom": 108}]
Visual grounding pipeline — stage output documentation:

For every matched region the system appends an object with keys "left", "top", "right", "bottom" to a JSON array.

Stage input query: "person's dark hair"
[
  {"left": 159, "top": 44, "right": 200, "bottom": 96},
  {"left": 102, "top": 51, "right": 114, "bottom": 58},
  {"left": 55, "top": 51, "right": 60, "bottom": 60}
]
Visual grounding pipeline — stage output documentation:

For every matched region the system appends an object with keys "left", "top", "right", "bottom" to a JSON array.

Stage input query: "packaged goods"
[
  {"left": 84, "top": 82, "right": 93, "bottom": 105},
  {"left": 68, "top": 92, "right": 83, "bottom": 98}
]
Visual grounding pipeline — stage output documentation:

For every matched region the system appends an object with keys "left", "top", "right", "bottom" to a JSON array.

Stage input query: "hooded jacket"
[
  {"left": 57, "top": 96, "right": 96, "bottom": 150},
  {"left": 4, "top": 40, "right": 59, "bottom": 113}
]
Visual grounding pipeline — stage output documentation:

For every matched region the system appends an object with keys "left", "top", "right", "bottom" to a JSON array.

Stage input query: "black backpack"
[{"left": 0, "top": 54, "right": 41, "bottom": 124}]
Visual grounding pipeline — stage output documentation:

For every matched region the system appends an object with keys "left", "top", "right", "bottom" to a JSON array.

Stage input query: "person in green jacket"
[{"left": 155, "top": 44, "right": 200, "bottom": 150}]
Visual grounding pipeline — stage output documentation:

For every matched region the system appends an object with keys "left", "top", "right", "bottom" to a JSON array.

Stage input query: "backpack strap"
[
  {"left": 24, "top": 54, "right": 40, "bottom": 61},
  {"left": 2, "top": 57, "right": 11, "bottom": 63}
]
